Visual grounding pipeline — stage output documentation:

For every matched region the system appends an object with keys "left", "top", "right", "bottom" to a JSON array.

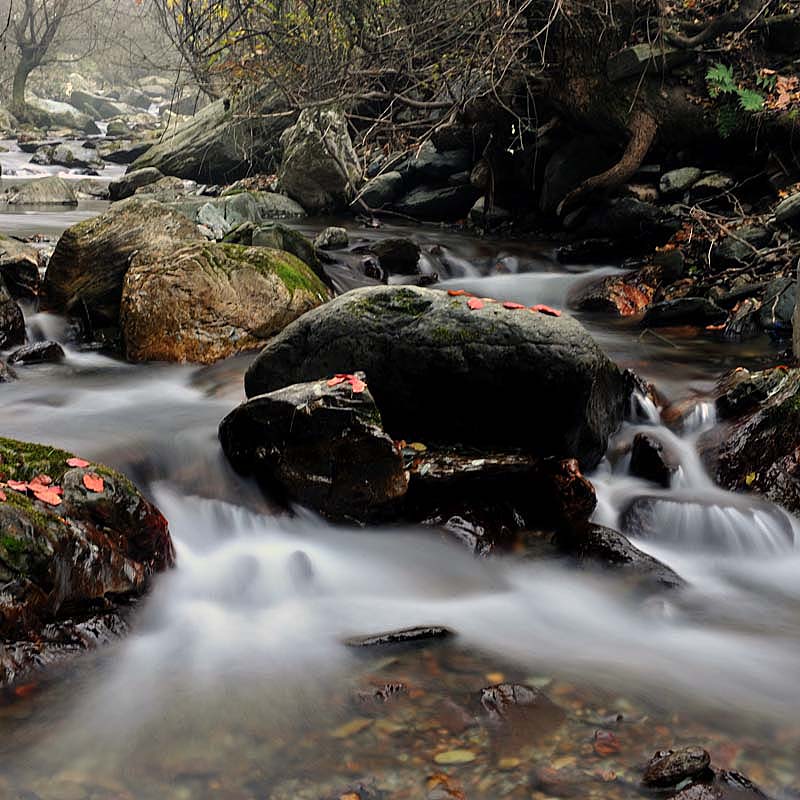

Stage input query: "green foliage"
[{"left": 705, "top": 62, "right": 765, "bottom": 138}]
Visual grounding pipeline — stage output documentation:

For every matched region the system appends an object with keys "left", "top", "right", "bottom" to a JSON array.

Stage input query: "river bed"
[{"left": 0, "top": 200, "right": 798, "bottom": 799}]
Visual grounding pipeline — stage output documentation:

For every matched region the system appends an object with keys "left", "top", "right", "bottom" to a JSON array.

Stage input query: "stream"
[{"left": 0, "top": 175, "right": 798, "bottom": 799}]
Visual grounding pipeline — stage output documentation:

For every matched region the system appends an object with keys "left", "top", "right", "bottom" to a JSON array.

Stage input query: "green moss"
[
  {"left": 0, "top": 437, "right": 74, "bottom": 483},
  {"left": 354, "top": 288, "right": 432, "bottom": 319}
]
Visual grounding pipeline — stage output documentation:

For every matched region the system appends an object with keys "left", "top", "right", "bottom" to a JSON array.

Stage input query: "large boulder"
[
  {"left": 27, "top": 97, "right": 100, "bottom": 134},
  {"left": 30, "top": 142, "right": 104, "bottom": 171},
  {"left": 5, "top": 176, "right": 77, "bottom": 206},
  {"left": 108, "top": 167, "right": 164, "bottom": 201},
  {"left": 0, "top": 436, "right": 174, "bottom": 686},
  {"left": 129, "top": 91, "right": 293, "bottom": 182},
  {"left": 43, "top": 197, "right": 204, "bottom": 328},
  {"left": 69, "top": 90, "right": 128, "bottom": 119},
  {"left": 219, "top": 373, "right": 408, "bottom": 519},
  {"left": 0, "top": 235, "right": 40, "bottom": 301},
  {"left": 166, "top": 191, "right": 307, "bottom": 231},
  {"left": 394, "top": 184, "right": 479, "bottom": 221},
  {"left": 120, "top": 243, "right": 330, "bottom": 363},
  {"left": 244, "top": 286, "right": 628, "bottom": 469},
  {"left": 278, "top": 107, "right": 362, "bottom": 212}
]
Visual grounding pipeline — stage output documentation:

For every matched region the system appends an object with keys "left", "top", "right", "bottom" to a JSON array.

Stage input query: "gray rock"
[
  {"left": 69, "top": 90, "right": 127, "bottom": 119},
  {"left": 252, "top": 223, "right": 326, "bottom": 285},
  {"left": 31, "top": 142, "right": 104, "bottom": 170},
  {"left": 642, "top": 297, "right": 727, "bottom": 328},
  {"left": 357, "top": 171, "right": 405, "bottom": 209},
  {"left": 244, "top": 285, "right": 629, "bottom": 469},
  {"left": 118, "top": 88, "right": 151, "bottom": 109},
  {"left": 105, "top": 119, "right": 131, "bottom": 137},
  {"left": 108, "top": 167, "right": 164, "bottom": 201},
  {"left": 0, "top": 235, "right": 40, "bottom": 301},
  {"left": 470, "top": 196, "right": 512, "bottom": 227},
  {"left": 758, "top": 276, "right": 795, "bottom": 332},
  {"left": 168, "top": 191, "right": 306, "bottom": 231},
  {"left": 75, "top": 178, "right": 110, "bottom": 200},
  {"left": 8, "top": 340, "right": 65, "bottom": 365},
  {"left": 690, "top": 172, "right": 735, "bottom": 199},
  {"left": 133, "top": 175, "right": 195, "bottom": 202},
  {"left": 5, "top": 176, "right": 78, "bottom": 206},
  {"left": 196, "top": 201, "right": 232, "bottom": 239},
  {"left": 0, "top": 358, "right": 15, "bottom": 382},
  {"left": 712, "top": 225, "right": 771, "bottom": 264},
  {"left": 28, "top": 97, "right": 100, "bottom": 134},
  {"left": 219, "top": 373, "right": 408, "bottom": 519},
  {"left": 775, "top": 191, "right": 800, "bottom": 225},
  {"left": 96, "top": 139, "right": 153, "bottom": 165},
  {"left": 394, "top": 184, "right": 479, "bottom": 221},
  {"left": 130, "top": 90, "right": 293, "bottom": 182},
  {"left": 396, "top": 141, "right": 471, "bottom": 183},
  {"left": 659, "top": 167, "right": 702, "bottom": 197},
  {"left": 278, "top": 107, "right": 362, "bottom": 212},
  {"left": 314, "top": 226, "right": 349, "bottom": 250}
]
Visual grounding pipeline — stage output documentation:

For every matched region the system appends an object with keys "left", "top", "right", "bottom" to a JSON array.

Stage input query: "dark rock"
[
  {"left": 775, "top": 191, "right": 800, "bottom": 225},
  {"left": 69, "top": 90, "right": 127, "bottom": 119},
  {"left": 8, "top": 341, "right": 65, "bottom": 365},
  {"left": 555, "top": 238, "right": 623, "bottom": 263},
  {"left": 96, "top": 139, "right": 153, "bottom": 165},
  {"left": 43, "top": 197, "right": 205, "bottom": 329},
  {"left": 0, "top": 436, "right": 174, "bottom": 686},
  {"left": 758, "top": 276, "right": 795, "bottom": 333},
  {"left": 358, "top": 171, "right": 405, "bottom": 209},
  {"left": 642, "top": 747, "right": 712, "bottom": 787},
  {"left": 469, "top": 197, "right": 512, "bottom": 227},
  {"left": 244, "top": 286, "right": 630, "bottom": 470},
  {"left": 629, "top": 432, "right": 677, "bottom": 487},
  {"left": 394, "top": 184, "right": 479, "bottom": 221},
  {"left": 368, "top": 237, "right": 421, "bottom": 275},
  {"left": 0, "top": 235, "right": 40, "bottom": 301},
  {"left": 344, "top": 626, "right": 454, "bottom": 648},
  {"left": 642, "top": 298, "right": 727, "bottom": 328},
  {"left": 689, "top": 172, "right": 735, "bottom": 200},
  {"left": 219, "top": 373, "right": 408, "bottom": 519},
  {"left": 576, "top": 198, "right": 680, "bottom": 248},
  {"left": 540, "top": 137, "right": 614, "bottom": 214},
  {"left": 607, "top": 43, "right": 691, "bottom": 82},
  {"left": 569, "top": 266, "right": 661, "bottom": 316},
  {"left": 0, "top": 279, "right": 26, "bottom": 349},
  {"left": 108, "top": 167, "right": 164, "bottom": 201},
  {"left": 715, "top": 770, "right": 770, "bottom": 800},
  {"left": 278, "top": 107, "right": 361, "bottom": 212},
  {"left": 723, "top": 298, "right": 762, "bottom": 340},
  {"left": 555, "top": 524, "right": 685, "bottom": 589},
  {"left": 396, "top": 141, "right": 471, "bottom": 184},
  {"left": 535, "top": 458, "right": 596, "bottom": 523},
  {"left": 764, "top": 13, "right": 800, "bottom": 54},
  {"left": 712, "top": 226, "right": 771, "bottom": 265},
  {"left": 659, "top": 167, "right": 702, "bottom": 197}
]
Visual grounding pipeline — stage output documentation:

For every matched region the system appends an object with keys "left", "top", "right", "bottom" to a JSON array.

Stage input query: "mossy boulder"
[
  {"left": 0, "top": 437, "right": 174, "bottom": 686},
  {"left": 120, "top": 242, "right": 331, "bottom": 363},
  {"left": 245, "top": 285, "right": 629, "bottom": 469},
  {"left": 43, "top": 197, "right": 204, "bottom": 328}
]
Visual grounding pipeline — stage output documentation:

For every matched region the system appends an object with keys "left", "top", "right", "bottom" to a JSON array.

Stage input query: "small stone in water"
[
  {"left": 643, "top": 747, "right": 712, "bottom": 787},
  {"left": 330, "top": 718, "right": 373, "bottom": 739},
  {"left": 433, "top": 749, "right": 477, "bottom": 765}
]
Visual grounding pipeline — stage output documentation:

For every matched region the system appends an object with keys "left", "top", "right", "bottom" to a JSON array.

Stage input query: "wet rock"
[
  {"left": 775, "top": 191, "right": 800, "bottom": 225},
  {"left": 576, "top": 198, "right": 680, "bottom": 250},
  {"left": 43, "top": 197, "right": 205, "bottom": 329},
  {"left": 758, "top": 276, "right": 795, "bottom": 333},
  {"left": 470, "top": 197, "right": 512, "bottom": 228},
  {"left": 642, "top": 747, "right": 712, "bottom": 787},
  {"left": 535, "top": 458, "right": 597, "bottom": 523},
  {"left": 278, "top": 107, "right": 361, "bottom": 212},
  {"left": 0, "top": 436, "right": 174, "bottom": 686},
  {"left": 345, "top": 626, "right": 454, "bottom": 648},
  {"left": 219, "top": 373, "right": 407, "bottom": 518},
  {"left": 252, "top": 222, "right": 327, "bottom": 285},
  {"left": 723, "top": 298, "right": 762, "bottom": 340},
  {"left": 394, "top": 184, "right": 479, "bottom": 221},
  {"left": 715, "top": 770, "right": 770, "bottom": 800},
  {"left": 108, "top": 166, "right": 164, "bottom": 201},
  {"left": 629, "top": 432, "right": 678, "bottom": 487},
  {"left": 712, "top": 226, "right": 771, "bottom": 265},
  {"left": 555, "top": 237, "right": 624, "bottom": 263},
  {"left": 716, "top": 367, "right": 790, "bottom": 419},
  {"left": 480, "top": 682, "right": 566, "bottom": 750},
  {"left": 121, "top": 243, "right": 330, "bottom": 363},
  {"left": 397, "top": 142, "right": 471, "bottom": 184},
  {"left": 540, "top": 136, "right": 614, "bottom": 214},
  {"left": 659, "top": 167, "right": 702, "bottom": 197},
  {"left": 642, "top": 297, "right": 727, "bottom": 328},
  {"left": 0, "top": 279, "right": 25, "bottom": 349},
  {"left": 689, "top": 172, "right": 735, "bottom": 200},
  {"left": 30, "top": 142, "right": 103, "bottom": 170},
  {"left": 5, "top": 176, "right": 78, "bottom": 206},
  {"left": 555, "top": 524, "right": 685, "bottom": 589},
  {"left": 368, "top": 237, "right": 421, "bottom": 275},
  {"left": 245, "top": 285, "right": 630, "bottom": 469},
  {"left": 130, "top": 91, "right": 293, "bottom": 182},
  {"left": 568, "top": 266, "right": 661, "bottom": 316},
  {"left": 314, "top": 226, "right": 349, "bottom": 250},
  {"left": 0, "top": 235, "right": 40, "bottom": 301},
  {"left": 358, "top": 171, "right": 405, "bottom": 209},
  {"left": 0, "top": 358, "right": 15, "bottom": 382},
  {"left": 8, "top": 341, "right": 65, "bottom": 365}
]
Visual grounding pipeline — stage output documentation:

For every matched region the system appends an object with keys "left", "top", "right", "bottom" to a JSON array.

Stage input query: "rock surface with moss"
[
  {"left": 0, "top": 436, "right": 174, "bottom": 686},
  {"left": 245, "top": 285, "right": 629, "bottom": 470},
  {"left": 120, "top": 242, "right": 331, "bottom": 363}
]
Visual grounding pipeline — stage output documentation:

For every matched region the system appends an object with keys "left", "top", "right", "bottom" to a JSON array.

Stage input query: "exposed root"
[{"left": 557, "top": 109, "right": 658, "bottom": 216}]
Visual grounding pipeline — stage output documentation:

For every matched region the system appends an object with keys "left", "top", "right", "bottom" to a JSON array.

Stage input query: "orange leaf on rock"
[
  {"left": 66, "top": 457, "right": 90, "bottom": 468},
  {"left": 29, "top": 474, "right": 53, "bottom": 487},
  {"left": 7, "top": 480, "right": 29, "bottom": 493},
  {"left": 503, "top": 301, "right": 525, "bottom": 310},
  {"left": 530, "top": 304, "right": 562, "bottom": 317},
  {"left": 327, "top": 375, "right": 347, "bottom": 387},
  {"left": 83, "top": 473, "right": 105, "bottom": 493},
  {"left": 593, "top": 730, "right": 621, "bottom": 757},
  {"left": 467, "top": 297, "right": 484, "bottom": 310},
  {"left": 32, "top": 488, "right": 62, "bottom": 506},
  {"left": 447, "top": 289, "right": 472, "bottom": 297},
  {"left": 0, "top": 489, "right": 6, "bottom": 502}
]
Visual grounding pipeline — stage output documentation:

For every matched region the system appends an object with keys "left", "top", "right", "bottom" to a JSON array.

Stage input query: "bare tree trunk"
[{"left": 11, "top": 55, "right": 35, "bottom": 117}]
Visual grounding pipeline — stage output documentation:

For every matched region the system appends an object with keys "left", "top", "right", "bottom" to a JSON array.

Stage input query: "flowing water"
[{"left": 0, "top": 189, "right": 799, "bottom": 799}]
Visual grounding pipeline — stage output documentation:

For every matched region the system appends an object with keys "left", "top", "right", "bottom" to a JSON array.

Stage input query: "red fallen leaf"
[
  {"left": 83, "top": 473, "right": 105, "bottom": 493},
  {"left": 29, "top": 474, "right": 53, "bottom": 487},
  {"left": 349, "top": 375, "right": 367, "bottom": 393},
  {"left": 52, "top": 486, "right": 64, "bottom": 496},
  {"left": 467, "top": 297, "right": 484, "bottom": 310},
  {"left": 0, "top": 489, "right": 6, "bottom": 502},
  {"left": 327, "top": 375, "right": 348, "bottom": 387},
  {"left": 530, "top": 304, "right": 562, "bottom": 317},
  {"left": 32, "top": 488, "right": 62, "bottom": 506},
  {"left": 13, "top": 683, "right": 38, "bottom": 699},
  {"left": 593, "top": 729, "right": 621, "bottom": 757},
  {"left": 7, "top": 480, "right": 29, "bottom": 492},
  {"left": 447, "top": 289, "right": 473, "bottom": 297},
  {"left": 503, "top": 301, "right": 525, "bottom": 310},
  {"left": 66, "top": 457, "right": 90, "bottom": 468}
]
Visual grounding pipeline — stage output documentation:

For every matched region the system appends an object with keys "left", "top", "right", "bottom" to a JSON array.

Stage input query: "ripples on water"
[{"left": 0, "top": 206, "right": 798, "bottom": 797}]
